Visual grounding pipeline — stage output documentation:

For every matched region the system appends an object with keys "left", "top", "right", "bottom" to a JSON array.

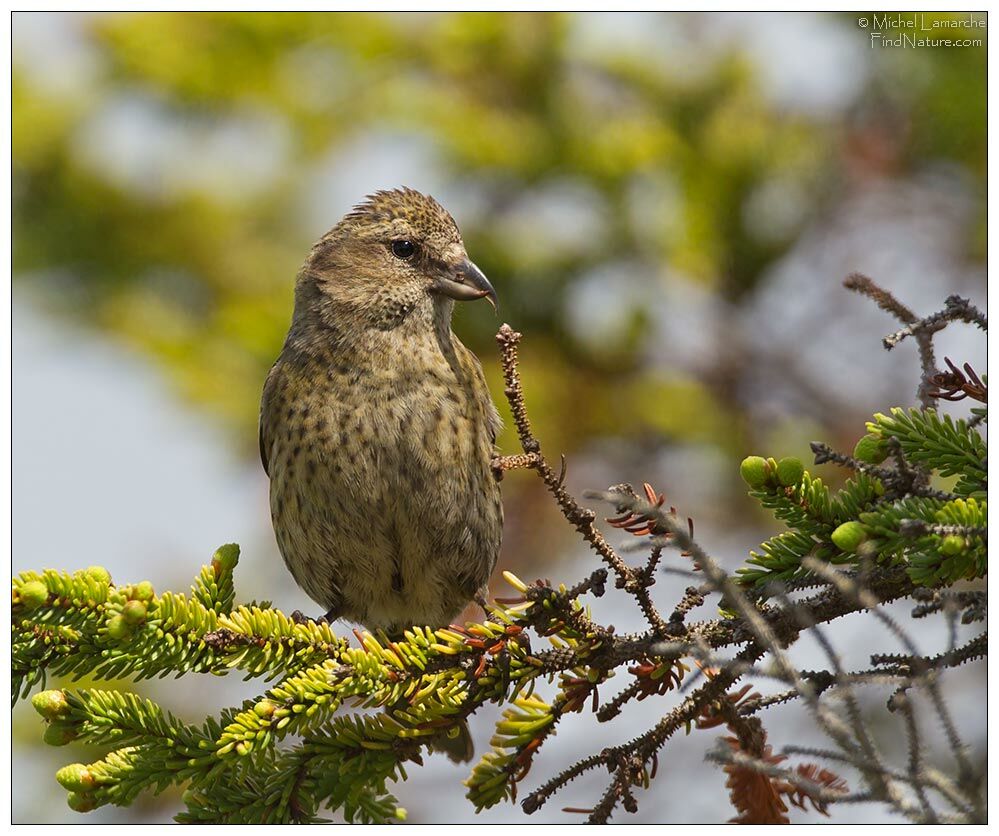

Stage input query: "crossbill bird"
[{"left": 259, "top": 188, "right": 503, "bottom": 759}]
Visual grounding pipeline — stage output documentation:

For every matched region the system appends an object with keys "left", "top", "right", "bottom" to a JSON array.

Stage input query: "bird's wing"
[
  {"left": 258, "top": 425, "right": 269, "bottom": 476},
  {"left": 258, "top": 360, "right": 282, "bottom": 476},
  {"left": 459, "top": 342, "right": 502, "bottom": 447}
]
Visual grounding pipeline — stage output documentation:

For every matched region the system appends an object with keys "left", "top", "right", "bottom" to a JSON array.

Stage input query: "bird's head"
[{"left": 295, "top": 188, "right": 495, "bottom": 335}]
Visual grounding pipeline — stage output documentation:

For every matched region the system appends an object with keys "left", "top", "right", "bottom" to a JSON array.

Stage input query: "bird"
[{"left": 259, "top": 188, "right": 503, "bottom": 758}]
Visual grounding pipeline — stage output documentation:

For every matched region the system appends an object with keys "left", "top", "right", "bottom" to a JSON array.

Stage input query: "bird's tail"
[{"left": 429, "top": 718, "right": 474, "bottom": 763}]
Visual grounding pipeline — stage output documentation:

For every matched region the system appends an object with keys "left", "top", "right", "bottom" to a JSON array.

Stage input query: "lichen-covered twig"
[
  {"left": 843, "top": 273, "right": 938, "bottom": 407},
  {"left": 495, "top": 324, "right": 669, "bottom": 638}
]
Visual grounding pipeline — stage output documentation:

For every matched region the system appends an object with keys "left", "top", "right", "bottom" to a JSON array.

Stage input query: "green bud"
[
  {"left": 133, "top": 581, "right": 155, "bottom": 602},
  {"left": 84, "top": 566, "right": 111, "bottom": 585},
  {"left": 211, "top": 544, "right": 240, "bottom": 577},
  {"left": 939, "top": 535, "right": 966, "bottom": 557},
  {"left": 395, "top": 808, "right": 408, "bottom": 821},
  {"left": 831, "top": 521, "right": 868, "bottom": 553},
  {"left": 66, "top": 792, "right": 96, "bottom": 813},
  {"left": 776, "top": 457, "right": 804, "bottom": 487},
  {"left": 32, "top": 690, "right": 70, "bottom": 720},
  {"left": 43, "top": 723, "right": 78, "bottom": 747},
  {"left": 106, "top": 615, "right": 131, "bottom": 640},
  {"left": 739, "top": 456, "right": 769, "bottom": 488},
  {"left": 853, "top": 434, "right": 888, "bottom": 464},
  {"left": 57, "top": 764, "right": 96, "bottom": 792},
  {"left": 253, "top": 700, "right": 276, "bottom": 719},
  {"left": 121, "top": 600, "right": 147, "bottom": 626},
  {"left": 18, "top": 580, "right": 49, "bottom": 610}
]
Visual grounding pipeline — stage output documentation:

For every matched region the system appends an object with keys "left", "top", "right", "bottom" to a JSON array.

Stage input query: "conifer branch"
[{"left": 13, "top": 281, "right": 986, "bottom": 824}]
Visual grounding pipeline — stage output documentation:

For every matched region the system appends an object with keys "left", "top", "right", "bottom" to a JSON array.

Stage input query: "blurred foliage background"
[{"left": 12, "top": 11, "right": 986, "bottom": 824}]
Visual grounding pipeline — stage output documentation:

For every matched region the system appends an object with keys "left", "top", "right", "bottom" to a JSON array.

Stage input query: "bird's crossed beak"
[{"left": 431, "top": 259, "right": 497, "bottom": 309}]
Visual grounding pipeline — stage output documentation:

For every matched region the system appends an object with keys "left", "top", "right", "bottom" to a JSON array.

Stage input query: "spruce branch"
[{"left": 12, "top": 283, "right": 986, "bottom": 824}]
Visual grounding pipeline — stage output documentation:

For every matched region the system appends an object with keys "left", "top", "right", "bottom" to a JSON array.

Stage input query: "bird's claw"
[{"left": 290, "top": 609, "right": 337, "bottom": 626}]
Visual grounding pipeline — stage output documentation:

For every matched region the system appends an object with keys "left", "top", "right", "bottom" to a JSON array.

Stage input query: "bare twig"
[
  {"left": 843, "top": 273, "right": 938, "bottom": 407},
  {"left": 490, "top": 283, "right": 986, "bottom": 824}
]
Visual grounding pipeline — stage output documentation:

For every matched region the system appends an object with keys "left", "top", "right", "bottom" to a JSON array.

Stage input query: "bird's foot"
[{"left": 290, "top": 608, "right": 339, "bottom": 626}]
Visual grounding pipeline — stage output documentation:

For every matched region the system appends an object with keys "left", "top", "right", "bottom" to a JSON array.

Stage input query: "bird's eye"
[{"left": 391, "top": 240, "right": 416, "bottom": 259}]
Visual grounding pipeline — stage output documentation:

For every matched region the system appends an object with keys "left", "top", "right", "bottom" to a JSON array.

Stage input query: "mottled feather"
[{"left": 260, "top": 188, "right": 503, "bottom": 636}]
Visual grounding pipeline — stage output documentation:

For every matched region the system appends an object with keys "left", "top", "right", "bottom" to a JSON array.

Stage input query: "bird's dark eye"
[{"left": 391, "top": 240, "right": 416, "bottom": 259}]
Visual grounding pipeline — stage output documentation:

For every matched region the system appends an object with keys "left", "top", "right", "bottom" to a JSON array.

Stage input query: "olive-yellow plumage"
[{"left": 260, "top": 188, "right": 503, "bottom": 638}]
